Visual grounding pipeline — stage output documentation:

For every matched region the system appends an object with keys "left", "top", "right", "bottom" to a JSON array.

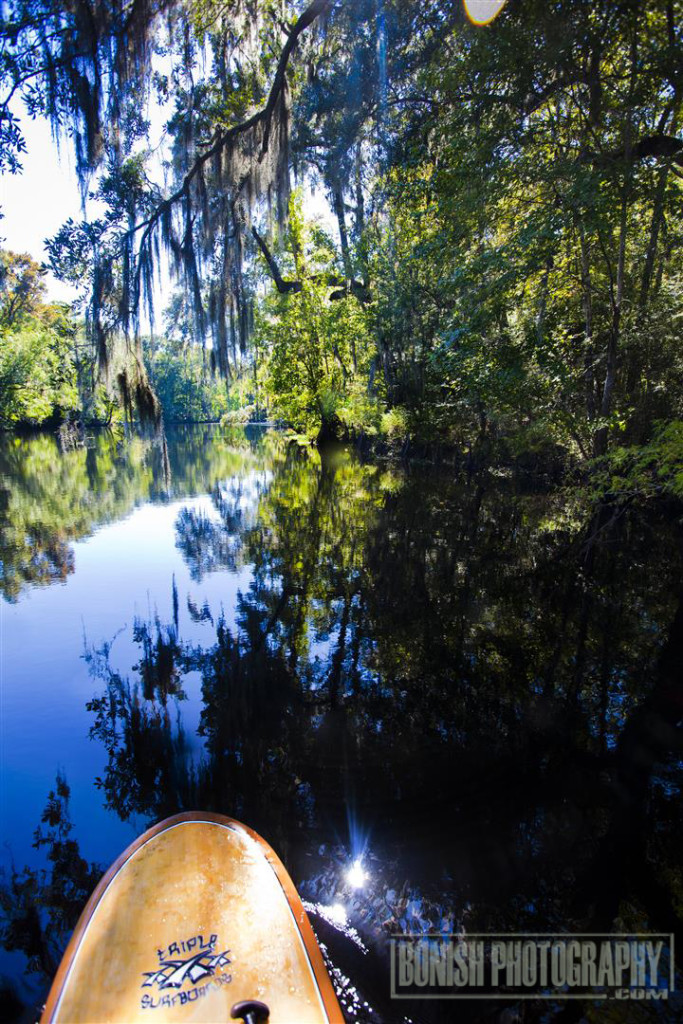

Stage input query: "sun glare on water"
[
  {"left": 327, "top": 903, "right": 348, "bottom": 926},
  {"left": 463, "top": 0, "right": 507, "bottom": 26},
  {"left": 346, "top": 859, "right": 368, "bottom": 889}
]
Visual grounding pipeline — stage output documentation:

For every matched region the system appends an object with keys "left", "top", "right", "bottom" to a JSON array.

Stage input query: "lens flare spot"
[{"left": 463, "top": 0, "right": 507, "bottom": 26}]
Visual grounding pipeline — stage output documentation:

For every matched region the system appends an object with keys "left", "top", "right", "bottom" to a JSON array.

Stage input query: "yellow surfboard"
[{"left": 41, "top": 812, "right": 344, "bottom": 1023}]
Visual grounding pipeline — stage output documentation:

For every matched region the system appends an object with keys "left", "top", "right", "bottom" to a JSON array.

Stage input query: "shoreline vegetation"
[{"left": 1, "top": 0, "right": 682, "bottom": 504}]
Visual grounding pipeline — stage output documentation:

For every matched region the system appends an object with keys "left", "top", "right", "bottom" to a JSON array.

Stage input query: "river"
[{"left": 1, "top": 425, "right": 681, "bottom": 1022}]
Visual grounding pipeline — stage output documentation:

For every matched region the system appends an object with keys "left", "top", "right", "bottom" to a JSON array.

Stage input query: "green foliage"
[
  {"left": 0, "top": 244, "right": 234, "bottom": 428},
  {"left": 0, "top": 318, "right": 79, "bottom": 426},
  {"left": 589, "top": 422, "right": 683, "bottom": 503},
  {"left": 258, "top": 195, "right": 381, "bottom": 440},
  {"left": 4, "top": 2, "right": 683, "bottom": 464},
  {"left": 0, "top": 246, "right": 117, "bottom": 427},
  {"left": 0, "top": 249, "right": 46, "bottom": 327},
  {"left": 379, "top": 406, "right": 408, "bottom": 439},
  {"left": 145, "top": 338, "right": 229, "bottom": 423},
  {"left": 357, "top": 0, "right": 683, "bottom": 457}
]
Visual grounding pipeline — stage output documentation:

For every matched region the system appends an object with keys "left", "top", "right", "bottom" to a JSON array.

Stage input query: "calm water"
[{"left": 1, "top": 426, "right": 682, "bottom": 1022}]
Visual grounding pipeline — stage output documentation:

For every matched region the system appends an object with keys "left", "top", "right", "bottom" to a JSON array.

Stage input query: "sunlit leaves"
[{"left": 257, "top": 193, "right": 380, "bottom": 439}]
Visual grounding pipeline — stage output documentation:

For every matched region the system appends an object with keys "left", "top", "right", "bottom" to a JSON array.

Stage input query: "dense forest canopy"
[{"left": 1, "top": 0, "right": 682, "bottom": 476}]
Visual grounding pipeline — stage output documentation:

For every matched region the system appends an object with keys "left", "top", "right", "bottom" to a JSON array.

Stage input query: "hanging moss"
[
  {"left": 5, "top": 0, "right": 333, "bottom": 419},
  {"left": 109, "top": 1, "right": 331, "bottom": 407},
  {"left": 116, "top": 357, "right": 161, "bottom": 426}
]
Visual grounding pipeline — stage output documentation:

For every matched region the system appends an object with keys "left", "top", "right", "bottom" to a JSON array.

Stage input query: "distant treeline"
[{"left": 0, "top": 248, "right": 239, "bottom": 429}]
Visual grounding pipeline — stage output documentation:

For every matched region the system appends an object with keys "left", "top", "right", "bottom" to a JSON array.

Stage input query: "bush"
[{"left": 0, "top": 323, "right": 79, "bottom": 426}]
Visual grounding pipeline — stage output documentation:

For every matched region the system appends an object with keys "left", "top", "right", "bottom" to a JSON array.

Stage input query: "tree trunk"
[
  {"left": 593, "top": 192, "right": 627, "bottom": 458},
  {"left": 639, "top": 159, "right": 671, "bottom": 311},
  {"left": 638, "top": 97, "right": 678, "bottom": 311},
  {"left": 593, "top": 28, "right": 637, "bottom": 459},
  {"left": 536, "top": 254, "right": 553, "bottom": 344},
  {"left": 332, "top": 182, "right": 353, "bottom": 284},
  {"left": 578, "top": 225, "right": 597, "bottom": 424},
  {"left": 354, "top": 142, "right": 365, "bottom": 241}
]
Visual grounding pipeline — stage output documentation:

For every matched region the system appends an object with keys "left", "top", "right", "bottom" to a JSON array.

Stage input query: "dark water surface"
[{"left": 1, "top": 426, "right": 682, "bottom": 1022}]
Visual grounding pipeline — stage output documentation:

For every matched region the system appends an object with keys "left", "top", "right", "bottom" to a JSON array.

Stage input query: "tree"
[
  {"left": 365, "top": 0, "right": 683, "bottom": 455},
  {"left": 14, "top": 0, "right": 337, "bottom": 398},
  {"left": 0, "top": 249, "right": 46, "bottom": 328},
  {"left": 2, "top": 0, "right": 682, "bottom": 460},
  {"left": 145, "top": 335, "right": 229, "bottom": 422},
  {"left": 0, "top": 246, "right": 99, "bottom": 425},
  {"left": 257, "top": 195, "right": 379, "bottom": 440}
]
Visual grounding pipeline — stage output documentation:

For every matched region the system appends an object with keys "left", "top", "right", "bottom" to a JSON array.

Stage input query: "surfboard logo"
[{"left": 142, "top": 933, "right": 231, "bottom": 991}]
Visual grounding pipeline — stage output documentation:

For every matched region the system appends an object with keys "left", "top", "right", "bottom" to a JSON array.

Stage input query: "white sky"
[{"left": 0, "top": 113, "right": 83, "bottom": 302}]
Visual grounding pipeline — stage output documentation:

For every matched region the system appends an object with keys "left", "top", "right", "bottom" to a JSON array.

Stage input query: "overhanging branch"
[
  {"left": 252, "top": 225, "right": 372, "bottom": 303},
  {"left": 127, "top": 0, "right": 334, "bottom": 280},
  {"left": 251, "top": 226, "right": 301, "bottom": 294}
]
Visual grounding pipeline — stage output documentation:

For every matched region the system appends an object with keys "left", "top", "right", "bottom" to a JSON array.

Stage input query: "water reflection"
[
  {"left": 0, "top": 426, "right": 265, "bottom": 602},
  {"left": 1, "top": 429, "right": 681, "bottom": 1021},
  {"left": 0, "top": 775, "right": 101, "bottom": 982}
]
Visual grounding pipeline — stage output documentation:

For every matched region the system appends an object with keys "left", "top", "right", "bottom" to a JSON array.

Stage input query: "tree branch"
[
  {"left": 251, "top": 226, "right": 301, "bottom": 293},
  {"left": 593, "top": 133, "right": 683, "bottom": 167},
  {"left": 259, "top": 0, "right": 333, "bottom": 161},
  {"left": 252, "top": 226, "right": 372, "bottom": 303},
  {"left": 127, "top": 0, "right": 334, "bottom": 248}
]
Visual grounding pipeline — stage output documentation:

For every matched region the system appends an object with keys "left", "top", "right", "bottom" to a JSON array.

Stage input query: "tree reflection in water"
[
  {"left": 1, "top": 436, "right": 681, "bottom": 1021},
  {"left": 0, "top": 426, "right": 266, "bottom": 602},
  {"left": 0, "top": 776, "right": 101, "bottom": 1006}
]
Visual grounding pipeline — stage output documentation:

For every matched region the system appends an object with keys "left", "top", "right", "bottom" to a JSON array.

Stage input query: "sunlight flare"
[
  {"left": 346, "top": 859, "right": 368, "bottom": 889},
  {"left": 463, "top": 0, "right": 507, "bottom": 26}
]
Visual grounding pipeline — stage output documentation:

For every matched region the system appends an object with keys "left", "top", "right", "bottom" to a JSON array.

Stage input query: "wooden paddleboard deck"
[{"left": 41, "top": 812, "right": 344, "bottom": 1023}]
